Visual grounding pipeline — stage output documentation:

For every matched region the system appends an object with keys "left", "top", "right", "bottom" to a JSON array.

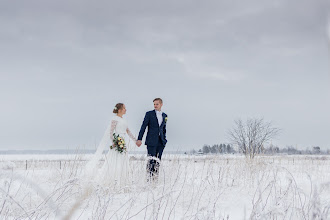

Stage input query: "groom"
[{"left": 136, "top": 98, "right": 167, "bottom": 179}]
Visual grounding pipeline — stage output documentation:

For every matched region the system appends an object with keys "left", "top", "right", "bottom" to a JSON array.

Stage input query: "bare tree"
[{"left": 228, "top": 118, "right": 280, "bottom": 159}]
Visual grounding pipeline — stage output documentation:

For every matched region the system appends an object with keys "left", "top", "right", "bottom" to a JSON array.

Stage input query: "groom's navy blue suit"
[{"left": 138, "top": 110, "right": 167, "bottom": 176}]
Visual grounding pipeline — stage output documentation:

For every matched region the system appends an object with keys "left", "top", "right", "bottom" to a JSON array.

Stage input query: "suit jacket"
[{"left": 138, "top": 110, "right": 167, "bottom": 146}]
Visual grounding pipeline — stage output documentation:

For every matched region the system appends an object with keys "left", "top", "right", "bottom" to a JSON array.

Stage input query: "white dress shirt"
[{"left": 156, "top": 110, "right": 163, "bottom": 126}]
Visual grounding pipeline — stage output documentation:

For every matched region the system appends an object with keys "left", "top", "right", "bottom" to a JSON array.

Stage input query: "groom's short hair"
[{"left": 153, "top": 98, "right": 163, "bottom": 103}]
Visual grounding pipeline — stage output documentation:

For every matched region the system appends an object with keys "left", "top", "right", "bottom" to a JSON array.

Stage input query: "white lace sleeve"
[
  {"left": 126, "top": 128, "right": 137, "bottom": 142},
  {"left": 109, "top": 120, "right": 118, "bottom": 144}
]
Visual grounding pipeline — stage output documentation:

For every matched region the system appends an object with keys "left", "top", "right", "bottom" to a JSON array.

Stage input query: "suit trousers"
[{"left": 147, "top": 136, "right": 165, "bottom": 177}]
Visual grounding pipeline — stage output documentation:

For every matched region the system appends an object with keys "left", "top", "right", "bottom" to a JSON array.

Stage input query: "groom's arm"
[{"left": 138, "top": 112, "right": 150, "bottom": 141}]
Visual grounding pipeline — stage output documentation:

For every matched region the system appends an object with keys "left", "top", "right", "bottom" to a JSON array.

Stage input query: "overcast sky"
[{"left": 1, "top": 0, "right": 329, "bottom": 151}]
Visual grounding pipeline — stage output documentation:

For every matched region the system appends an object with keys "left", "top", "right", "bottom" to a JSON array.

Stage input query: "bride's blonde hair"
[{"left": 113, "top": 103, "right": 124, "bottom": 113}]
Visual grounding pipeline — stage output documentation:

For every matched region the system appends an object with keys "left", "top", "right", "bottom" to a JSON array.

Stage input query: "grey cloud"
[{"left": 0, "top": 0, "right": 329, "bottom": 150}]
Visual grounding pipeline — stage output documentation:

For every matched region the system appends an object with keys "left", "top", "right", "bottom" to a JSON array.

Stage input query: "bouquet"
[{"left": 110, "top": 133, "right": 127, "bottom": 153}]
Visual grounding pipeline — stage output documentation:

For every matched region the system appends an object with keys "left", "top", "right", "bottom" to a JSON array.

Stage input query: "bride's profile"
[{"left": 84, "top": 103, "right": 137, "bottom": 189}]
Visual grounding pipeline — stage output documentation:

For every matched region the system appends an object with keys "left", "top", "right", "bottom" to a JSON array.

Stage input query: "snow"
[
  {"left": 0, "top": 161, "right": 16, "bottom": 170},
  {"left": 1, "top": 154, "right": 330, "bottom": 219}
]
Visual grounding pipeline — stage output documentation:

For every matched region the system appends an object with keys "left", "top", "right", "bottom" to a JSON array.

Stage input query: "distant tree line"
[
  {"left": 263, "top": 145, "right": 330, "bottom": 155},
  {"left": 191, "top": 144, "right": 330, "bottom": 155},
  {"left": 191, "top": 144, "right": 236, "bottom": 154}
]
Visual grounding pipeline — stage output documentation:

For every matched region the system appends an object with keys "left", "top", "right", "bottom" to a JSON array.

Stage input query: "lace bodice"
[{"left": 109, "top": 116, "right": 137, "bottom": 144}]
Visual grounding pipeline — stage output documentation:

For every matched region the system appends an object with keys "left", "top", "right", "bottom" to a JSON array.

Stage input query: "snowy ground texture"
[{"left": 1, "top": 154, "right": 330, "bottom": 219}]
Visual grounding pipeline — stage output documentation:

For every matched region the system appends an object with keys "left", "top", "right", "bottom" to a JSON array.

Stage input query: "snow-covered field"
[{"left": 1, "top": 154, "right": 330, "bottom": 219}]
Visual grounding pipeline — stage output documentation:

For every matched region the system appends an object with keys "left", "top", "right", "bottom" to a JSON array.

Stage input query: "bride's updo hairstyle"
[{"left": 113, "top": 103, "right": 124, "bottom": 114}]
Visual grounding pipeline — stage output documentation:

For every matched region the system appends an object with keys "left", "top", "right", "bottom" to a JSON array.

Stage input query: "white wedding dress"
[
  {"left": 97, "top": 116, "right": 137, "bottom": 187},
  {"left": 84, "top": 116, "right": 137, "bottom": 189}
]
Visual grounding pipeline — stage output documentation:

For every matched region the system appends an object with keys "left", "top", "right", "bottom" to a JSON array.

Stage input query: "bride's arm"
[
  {"left": 109, "top": 120, "right": 118, "bottom": 144},
  {"left": 126, "top": 127, "right": 137, "bottom": 142}
]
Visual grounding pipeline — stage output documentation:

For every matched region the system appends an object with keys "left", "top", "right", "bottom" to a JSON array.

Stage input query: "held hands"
[{"left": 136, "top": 140, "right": 142, "bottom": 147}]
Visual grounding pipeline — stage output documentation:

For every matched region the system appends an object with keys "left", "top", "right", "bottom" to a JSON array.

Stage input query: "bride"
[
  {"left": 84, "top": 103, "right": 138, "bottom": 189},
  {"left": 65, "top": 104, "right": 138, "bottom": 219},
  {"left": 98, "top": 103, "right": 138, "bottom": 187}
]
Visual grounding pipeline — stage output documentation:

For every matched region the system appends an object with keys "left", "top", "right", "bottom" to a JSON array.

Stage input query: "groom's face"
[{"left": 154, "top": 101, "right": 163, "bottom": 111}]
